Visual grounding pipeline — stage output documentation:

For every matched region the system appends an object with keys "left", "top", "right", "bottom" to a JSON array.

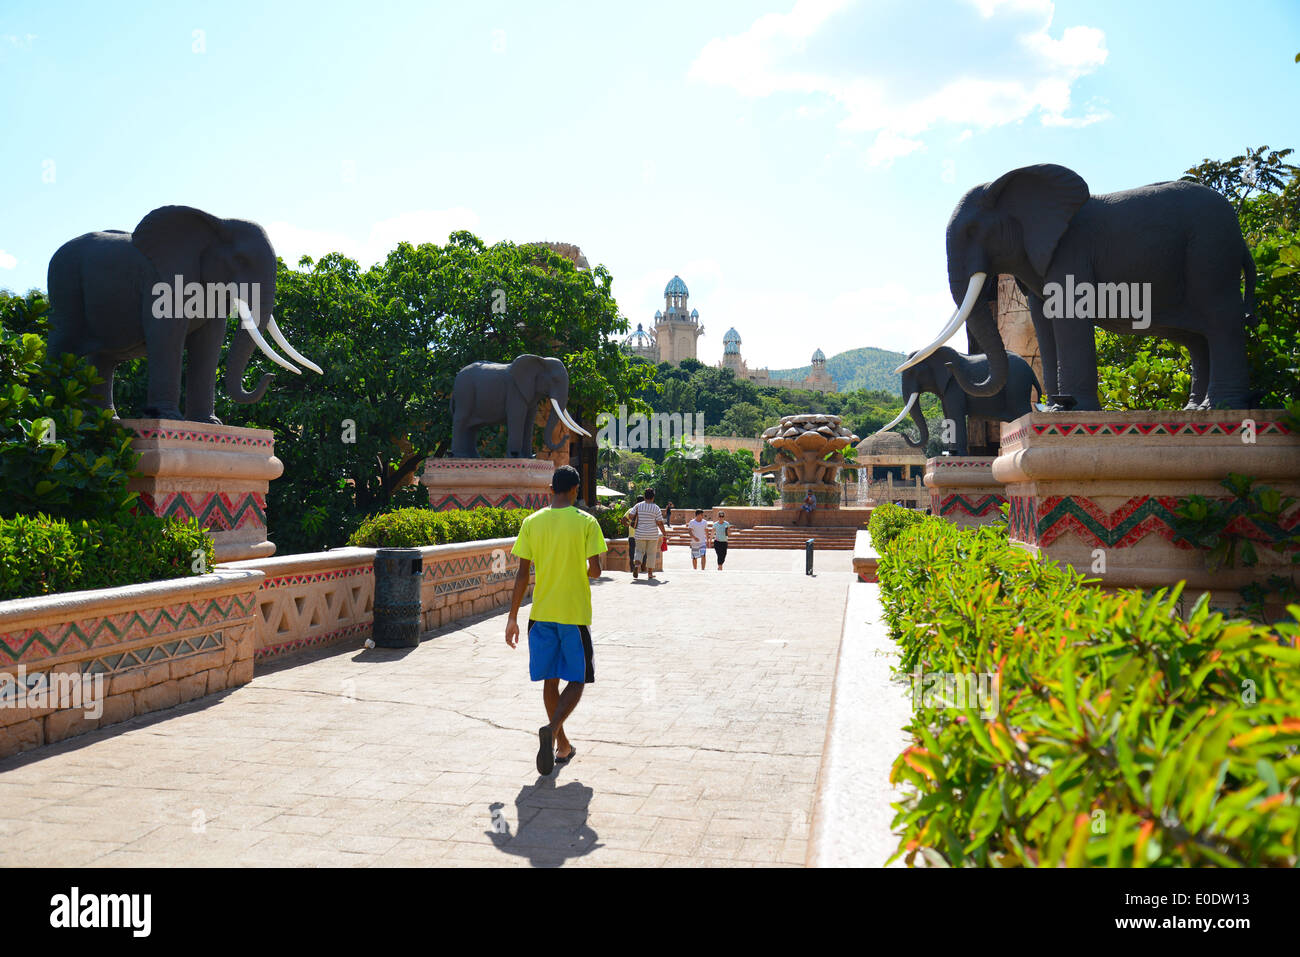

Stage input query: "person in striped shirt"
[{"left": 623, "top": 488, "right": 667, "bottom": 581}]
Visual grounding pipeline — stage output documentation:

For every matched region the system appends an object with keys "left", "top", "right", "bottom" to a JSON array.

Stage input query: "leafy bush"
[
  {"left": 868, "top": 502, "right": 926, "bottom": 552},
  {"left": 0, "top": 320, "right": 140, "bottom": 521},
  {"left": 0, "top": 512, "right": 213, "bottom": 601},
  {"left": 590, "top": 505, "right": 628, "bottom": 538},
  {"left": 347, "top": 506, "right": 534, "bottom": 548},
  {"left": 879, "top": 516, "right": 1300, "bottom": 867}
]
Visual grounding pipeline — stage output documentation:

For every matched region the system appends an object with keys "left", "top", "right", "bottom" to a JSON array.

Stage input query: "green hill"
[{"left": 770, "top": 346, "right": 907, "bottom": 394}]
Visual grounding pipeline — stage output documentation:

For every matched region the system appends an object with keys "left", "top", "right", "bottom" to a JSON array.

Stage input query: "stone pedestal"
[
  {"left": 780, "top": 482, "right": 840, "bottom": 510},
  {"left": 925, "top": 456, "right": 1005, "bottom": 528},
  {"left": 123, "top": 419, "right": 282, "bottom": 563},
  {"left": 421, "top": 458, "right": 555, "bottom": 511},
  {"left": 993, "top": 410, "right": 1300, "bottom": 600}
]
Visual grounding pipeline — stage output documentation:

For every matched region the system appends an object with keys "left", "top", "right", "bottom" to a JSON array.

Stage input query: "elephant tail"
[{"left": 1242, "top": 248, "right": 1258, "bottom": 326}]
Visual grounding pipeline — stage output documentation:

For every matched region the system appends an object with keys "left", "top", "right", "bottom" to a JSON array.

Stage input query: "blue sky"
[{"left": 2, "top": 0, "right": 1297, "bottom": 369}]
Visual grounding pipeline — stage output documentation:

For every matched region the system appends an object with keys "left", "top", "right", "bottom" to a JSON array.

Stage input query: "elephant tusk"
[
  {"left": 551, "top": 398, "right": 593, "bottom": 438},
  {"left": 266, "top": 315, "right": 323, "bottom": 375},
  {"left": 875, "top": 392, "right": 919, "bottom": 435},
  {"left": 895, "top": 272, "right": 987, "bottom": 373},
  {"left": 235, "top": 299, "right": 301, "bottom": 375}
]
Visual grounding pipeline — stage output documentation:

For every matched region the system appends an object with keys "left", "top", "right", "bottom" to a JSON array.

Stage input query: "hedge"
[
  {"left": 0, "top": 512, "right": 215, "bottom": 601},
  {"left": 868, "top": 501, "right": 927, "bottom": 552},
  {"left": 878, "top": 516, "right": 1300, "bottom": 867},
  {"left": 347, "top": 507, "right": 534, "bottom": 548}
]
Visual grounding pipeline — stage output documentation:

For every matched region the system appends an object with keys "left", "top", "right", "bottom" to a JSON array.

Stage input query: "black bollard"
[
  {"left": 805, "top": 538, "right": 814, "bottom": 576},
  {"left": 372, "top": 548, "right": 423, "bottom": 648}
]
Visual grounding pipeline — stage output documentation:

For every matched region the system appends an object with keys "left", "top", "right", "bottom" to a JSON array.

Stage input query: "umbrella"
[{"left": 595, "top": 485, "right": 624, "bottom": 498}]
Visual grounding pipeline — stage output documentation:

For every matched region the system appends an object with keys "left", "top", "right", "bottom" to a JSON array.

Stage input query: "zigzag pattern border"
[
  {"left": 140, "top": 492, "right": 266, "bottom": 531},
  {"left": 1009, "top": 494, "right": 1300, "bottom": 550},
  {"left": 428, "top": 493, "right": 548, "bottom": 511},
  {"left": 940, "top": 493, "right": 1005, "bottom": 517},
  {"left": 131, "top": 428, "right": 274, "bottom": 449},
  {"left": 1003, "top": 419, "right": 1290, "bottom": 447},
  {"left": 0, "top": 593, "right": 254, "bottom": 665}
]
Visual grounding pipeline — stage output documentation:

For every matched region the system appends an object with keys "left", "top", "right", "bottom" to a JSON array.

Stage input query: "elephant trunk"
[
  {"left": 542, "top": 397, "right": 565, "bottom": 451},
  {"left": 224, "top": 324, "right": 274, "bottom": 403},
  {"left": 947, "top": 296, "right": 1007, "bottom": 397},
  {"left": 906, "top": 396, "right": 928, "bottom": 449}
]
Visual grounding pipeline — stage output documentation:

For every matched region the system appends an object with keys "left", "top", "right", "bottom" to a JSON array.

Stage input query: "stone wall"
[{"left": 0, "top": 569, "right": 262, "bottom": 759}]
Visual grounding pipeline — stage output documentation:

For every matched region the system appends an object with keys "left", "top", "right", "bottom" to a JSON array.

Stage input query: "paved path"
[{"left": 0, "top": 548, "right": 853, "bottom": 866}]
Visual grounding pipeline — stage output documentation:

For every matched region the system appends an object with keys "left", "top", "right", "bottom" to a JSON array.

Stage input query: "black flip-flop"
[
  {"left": 555, "top": 746, "right": 577, "bottom": 765},
  {"left": 536, "top": 725, "right": 555, "bottom": 775}
]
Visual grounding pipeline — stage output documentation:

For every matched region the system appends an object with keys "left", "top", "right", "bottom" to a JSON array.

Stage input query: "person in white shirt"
[
  {"left": 687, "top": 509, "right": 712, "bottom": 570},
  {"left": 623, "top": 488, "right": 667, "bottom": 581}
]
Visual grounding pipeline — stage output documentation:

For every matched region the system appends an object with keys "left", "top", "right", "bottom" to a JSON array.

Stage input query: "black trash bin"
[{"left": 372, "top": 548, "right": 423, "bottom": 648}]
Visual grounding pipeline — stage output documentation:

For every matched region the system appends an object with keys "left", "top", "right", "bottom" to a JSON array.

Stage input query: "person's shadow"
[{"left": 486, "top": 775, "right": 601, "bottom": 867}]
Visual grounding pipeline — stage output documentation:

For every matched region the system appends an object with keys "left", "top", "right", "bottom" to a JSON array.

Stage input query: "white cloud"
[
  {"left": 689, "top": 0, "right": 1109, "bottom": 165},
  {"left": 0, "top": 249, "right": 16, "bottom": 270},
  {"left": 267, "top": 207, "right": 480, "bottom": 269}
]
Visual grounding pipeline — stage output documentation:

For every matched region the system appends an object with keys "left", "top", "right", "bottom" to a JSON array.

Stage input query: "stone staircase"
[{"left": 664, "top": 524, "right": 859, "bottom": 550}]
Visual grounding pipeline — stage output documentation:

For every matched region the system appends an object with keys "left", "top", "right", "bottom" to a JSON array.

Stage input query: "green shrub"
[
  {"left": 590, "top": 505, "right": 628, "bottom": 538},
  {"left": 0, "top": 512, "right": 214, "bottom": 601},
  {"left": 347, "top": 506, "right": 534, "bottom": 548},
  {"left": 878, "top": 516, "right": 1300, "bottom": 867},
  {"left": 0, "top": 326, "right": 140, "bottom": 521},
  {"left": 867, "top": 502, "right": 926, "bottom": 552}
]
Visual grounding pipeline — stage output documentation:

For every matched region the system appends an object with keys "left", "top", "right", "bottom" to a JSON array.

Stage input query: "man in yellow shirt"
[{"left": 505, "top": 465, "right": 607, "bottom": 775}]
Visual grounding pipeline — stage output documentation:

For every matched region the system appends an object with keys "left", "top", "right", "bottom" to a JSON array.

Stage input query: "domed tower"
[
  {"left": 806, "top": 347, "right": 835, "bottom": 392},
  {"left": 622, "top": 322, "right": 659, "bottom": 362},
  {"left": 721, "top": 327, "right": 745, "bottom": 376},
  {"left": 653, "top": 275, "right": 704, "bottom": 365}
]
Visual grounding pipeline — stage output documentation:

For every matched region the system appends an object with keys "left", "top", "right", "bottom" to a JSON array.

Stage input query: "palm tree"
[{"left": 597, "top": 438, "right": 620, "bottom": 485}]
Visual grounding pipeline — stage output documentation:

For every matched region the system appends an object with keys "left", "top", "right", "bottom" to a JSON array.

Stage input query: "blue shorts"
[{"left": 527, "top": 620, "right": 594, "bottom": 683}]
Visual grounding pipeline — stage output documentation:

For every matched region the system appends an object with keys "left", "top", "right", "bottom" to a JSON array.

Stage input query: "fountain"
[{"left": 757, "top": 414, "right": 861, "bottom": 511}]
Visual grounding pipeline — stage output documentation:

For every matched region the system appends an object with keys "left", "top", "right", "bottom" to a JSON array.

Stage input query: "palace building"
[
  {"left": 622, "top": 275, "right": 834, "bottom": 392},
  {"left": 622, "top": 275, "right": 705, "bottom": 366},
  {"left": 720, "top": 328, "right": 836, "bottom": 393}
]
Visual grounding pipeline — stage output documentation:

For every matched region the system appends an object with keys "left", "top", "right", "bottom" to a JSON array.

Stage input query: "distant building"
[
  {"left": 720, "top": 328, "right": 835, "bottom": 393},
  {"left": 620, "top": 275, "right": 704, "bottom": 366}
]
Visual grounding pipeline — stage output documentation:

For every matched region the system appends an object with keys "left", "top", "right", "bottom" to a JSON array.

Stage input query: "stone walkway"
[{"left": 0, "top": 548, "right": 853, "bottom": 867}]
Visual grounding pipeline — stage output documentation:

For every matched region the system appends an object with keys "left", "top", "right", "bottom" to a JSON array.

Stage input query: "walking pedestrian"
[
  {"left": 688, "top": 509, "right": 711, "bottom": 570},
  {"left": 626, "top": 492, "right": 642, "bottom": 573},
  {"left": 624, "top": 488, "right": 667, "bottom": 581},
  {"left": 713, "top": 510, "right": 732, "bottom": 570},
  {"left": 505, "top": 466, "right": 607, "bottom": 775},
  {"left": 664, "top": 501, "right": 675, "bottom": 527}
]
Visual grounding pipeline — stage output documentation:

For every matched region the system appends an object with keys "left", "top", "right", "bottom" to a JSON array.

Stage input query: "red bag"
[{"left": 660, "top": 537, "right": 668, "bottom": 552}]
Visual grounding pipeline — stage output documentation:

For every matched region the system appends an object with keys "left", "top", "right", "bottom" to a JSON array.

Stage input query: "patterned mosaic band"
[
  {"left": 428, "top": 492, "right": 549, "bottom": 511},
  {"left": 1002, "top": 419, "right": 1290, "bottom": 448},
  {"left": 129, "top": 426, "right": 275, "bottom": 450},
  {"left": 939, "top": 493, "right": 1006, "bottom": 518},
  {"left": 138, "top": 491, "right": 266, "bottom": 531},
  {"left": 1008, "top": 493, "right": 1300, "bottom": 550},
  {"left": 0, "top": 593, "right": 255, "bottom": 666}
]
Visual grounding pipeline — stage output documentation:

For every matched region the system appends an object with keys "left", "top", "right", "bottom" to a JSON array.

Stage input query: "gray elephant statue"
[
  {"left": 899, "top": 164, "right": 1256, "bottom": 410},
  {"left": 876, "top": 346, "right": 1042, "bottom": 455},
  {"left": 46, "top": 205, "right": 322, "bottom": 423},
  {"left": 450, "top": 355, "right": 592, "bottom": 458}
]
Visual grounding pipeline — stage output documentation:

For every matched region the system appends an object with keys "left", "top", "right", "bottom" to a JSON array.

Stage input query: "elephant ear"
[
  {"left": 982, "top": 164, "right": 1089, "bottom": 277},
  {"left": 509, "top": 354, "right": 545, "bottom": 398},
  {"left": 132, "top": 206, "right": 228, "bottom": 286}
]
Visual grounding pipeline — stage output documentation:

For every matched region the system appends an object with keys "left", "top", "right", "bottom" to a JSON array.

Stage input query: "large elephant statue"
[
  {"left": 899, "top": 164, "right": 1256, "bottom": 410},
  {"left": 875, "top": 346, "right": 1042, "bottom": 455},
  {"left": 46, "top": 205, "right": 321, "bottom": 423},
  {"left": 450, "top": 355, "right": 592, "bottom": 458}
]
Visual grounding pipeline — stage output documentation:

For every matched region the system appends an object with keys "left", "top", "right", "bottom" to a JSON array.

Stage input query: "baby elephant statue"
[
  {"left": 46, "top": 205, "right": 322, "bottom": 423},
  {"left": 876, "top": 346, "right": 1042, "bottom": 456},
  {"left": 450, "top": 354, "right": 592, "bottom": 458}
]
